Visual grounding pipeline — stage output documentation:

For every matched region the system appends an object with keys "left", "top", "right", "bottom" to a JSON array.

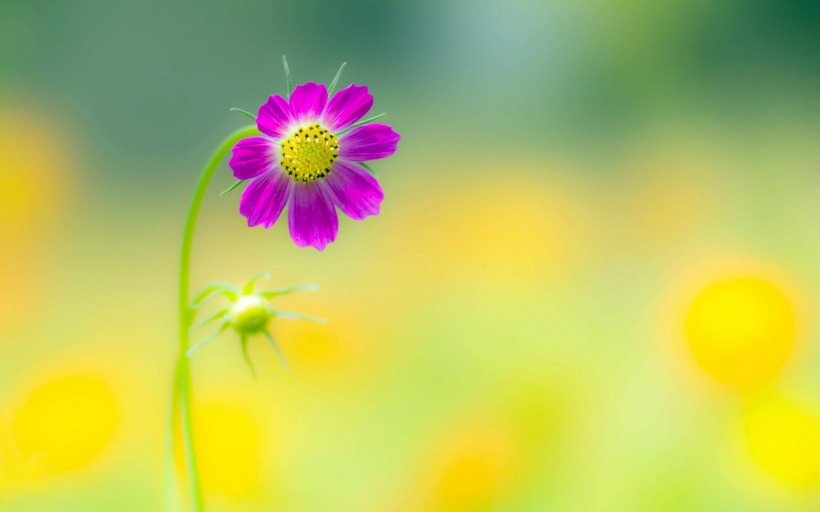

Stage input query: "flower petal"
[
  {"left": 325, "top": 160, "right": 384, "bottom": 220},
  {"left": 229, "top": 136, "right": 278, "bottom": 180},
  {"left": 287, "top": 182, "right": 338, "bottom": 251},
  {"left": 338, "top": 124, "right": 400, "bottom": 162},
  {"left": 257, "top": 95, "right": 292, "bottom": 139},
  {"left": 239, "top": 170, "right": 292, "bottom": 228},
  {"left": 288, "top": 82, "right": 328, "bottom": 124},
  {"left": 322, "top": 84, "right": 373, "bottom": 132}
]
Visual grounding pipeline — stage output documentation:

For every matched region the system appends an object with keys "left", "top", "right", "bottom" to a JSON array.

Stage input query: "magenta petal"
[
  {"left": 325, "top": 160, "right": 384, "bottom": 220},
  {"left": 287, "top": 182, "right": 338, "bottom": 251},
  {"left": 288, "top": 82, "right": 328, "bottom": 124},
  {"left": 338, "top": 124, "right": 400, "bottom": 162},
  {"left": 322, "top": 84, "right": 373, "bottom": 132},
  {"left": 229, "top": 136, "right": 278, "bottom": 180},
  {"left": 239, "top": 170, "right": 292, "bottom": 228},
  {"left": 257, "top": 95, "right": 292, "bottom": 139}
]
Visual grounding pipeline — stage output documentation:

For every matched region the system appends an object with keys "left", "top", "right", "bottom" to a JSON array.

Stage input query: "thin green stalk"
[{"left": 171, "top": 124, "right": 259, "bottom": 512}]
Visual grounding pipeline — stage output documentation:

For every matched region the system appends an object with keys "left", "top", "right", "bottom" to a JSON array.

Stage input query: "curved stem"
[{"left": 172, "top": 125, "right": 258, "bottom": 512}]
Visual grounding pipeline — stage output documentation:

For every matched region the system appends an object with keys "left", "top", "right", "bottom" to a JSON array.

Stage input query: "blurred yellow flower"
[
  {"left": 271, "top": 292, "right": 383, "bottom": 380},
  {"left": 0, "top": 100, "right": 75, "bottom": 335},
  {"left": 616, "top": 154, "right": 720, "bottom": 249},
  {"left": 424, "top": 422, "right": 518, "bottom": 512},
  {"left": 743, "top": 392, "right": 820, "bottom": 490},
  {"left": 684, "top": 275, "right": 797, "bottom": 387},
  {"left": 0, "top": 101, "right": 73, "bottom": 243},
  {"left": 195, "top": 402, "right": 263, "bottom": 500},
  {"left": 10, "top": 374, "right": 117, "bottom": 479},
  {"left": 381, "top": 160, "right": 593, "bottom": 285}
]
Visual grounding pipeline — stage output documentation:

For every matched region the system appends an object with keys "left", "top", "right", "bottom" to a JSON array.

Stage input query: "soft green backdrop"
[{"left": 1, "top": 0, "right": 820, "bottom": 510}]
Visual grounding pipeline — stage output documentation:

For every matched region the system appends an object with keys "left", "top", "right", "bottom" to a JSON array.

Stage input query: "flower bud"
[{"left": 229, "top": 295, "right": 270, "bottom": 335}]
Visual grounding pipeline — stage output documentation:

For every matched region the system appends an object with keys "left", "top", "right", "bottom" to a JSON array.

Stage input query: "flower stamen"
[{"left": 280, "top": 124, "right": 339, "bottom": 183}]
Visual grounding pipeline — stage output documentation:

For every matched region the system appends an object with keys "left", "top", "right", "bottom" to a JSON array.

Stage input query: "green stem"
[{"left": 171, "top": 124, "right": 259, "bottom": 512}]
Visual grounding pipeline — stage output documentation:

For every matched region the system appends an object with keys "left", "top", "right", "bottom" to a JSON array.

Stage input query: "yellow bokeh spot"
[
  {"left": 385, "top": 162, "right": 592, "bottom": 283},
  {"left": 619, "top": 156, "right": 718, "bottom": 248},
  {"left": 0, "top": 102, "right": 72, "bottom": 240},
  {"left": 0, "top": 101, "right": 74, "bottom": 334},
  {"left": 277, "top": 317, "right": 346, "bottom": 369},
  {"left": 440, "top": 179, "right": 586, "bottom": 279},
  {"left": 684, "top": 276, "right": 796, "bottom": 387},
  {"left": 11, "top": 375, "right": 118, "bottom": 478},
  {"left": 743, "top": 392, "right": 820, "bottom": 489},
  {"left": 271, "top": 294, "right": 378, "bottom": 377},
  {"left": 195, "top": 403, "right": 263, "bottom": 500},
  {"left": 429, "top": 424, "right": 516, "bottom": 511}
]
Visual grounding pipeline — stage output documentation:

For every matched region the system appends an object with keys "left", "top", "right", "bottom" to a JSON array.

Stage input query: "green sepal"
[
  {"left": 220, "top": 180, "right": 244, "bottom": 196},
  {"left": 260, "top": 284, "right": 319, "bottom": 299},
  {"left": 263, "top": 330, "right": 290, "bottom": 371},
  {"left": 190, "top": 282, "right": 239, "bottom": 310},
  {"left": 358, "top": 162, "right": 377, "bottom": 176},
  {"left": 338, "top": 113, "right": 387, "bottom": 135},
  {"left": 186, "top": 322, "right": 229, "bottom": 357},
  {"left": 189, "top": 307, "right": 230, "bottom": 332},
  {"left": 229, "top": 107, "right": 257, "bottom": 121},
  {"left": 240, "top": 336, "right": 257, "bottom": 378},
  {"left": 271, "top": 309, "right": 327, "bottom": 324},
  {"left": 242, "top": 272, "right": 271, "bottom": 295},
  {"left": 327, "top": 62, "right": 347, "bottom": 97},
  {"left": 282, "top": 55, "right": 293, "bottom": 99}
]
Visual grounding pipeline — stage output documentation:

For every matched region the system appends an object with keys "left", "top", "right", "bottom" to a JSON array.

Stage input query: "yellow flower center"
[{"left": 280, "top": 124, "right": 339, "bottom": 183}]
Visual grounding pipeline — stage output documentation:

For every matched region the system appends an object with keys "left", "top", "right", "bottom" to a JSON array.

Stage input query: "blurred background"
[{"left": 1, "top": 0, "right": 820, "bottom": 510}]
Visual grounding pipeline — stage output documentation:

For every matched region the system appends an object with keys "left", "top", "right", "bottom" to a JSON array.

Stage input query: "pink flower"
[{"left": 229, "top": 82, "right": 400, "bottom": 250}]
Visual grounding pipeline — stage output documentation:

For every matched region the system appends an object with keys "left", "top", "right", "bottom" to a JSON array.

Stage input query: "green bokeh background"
[{"left": 1, "top": 0, "right": 820, "bottom": 510}]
